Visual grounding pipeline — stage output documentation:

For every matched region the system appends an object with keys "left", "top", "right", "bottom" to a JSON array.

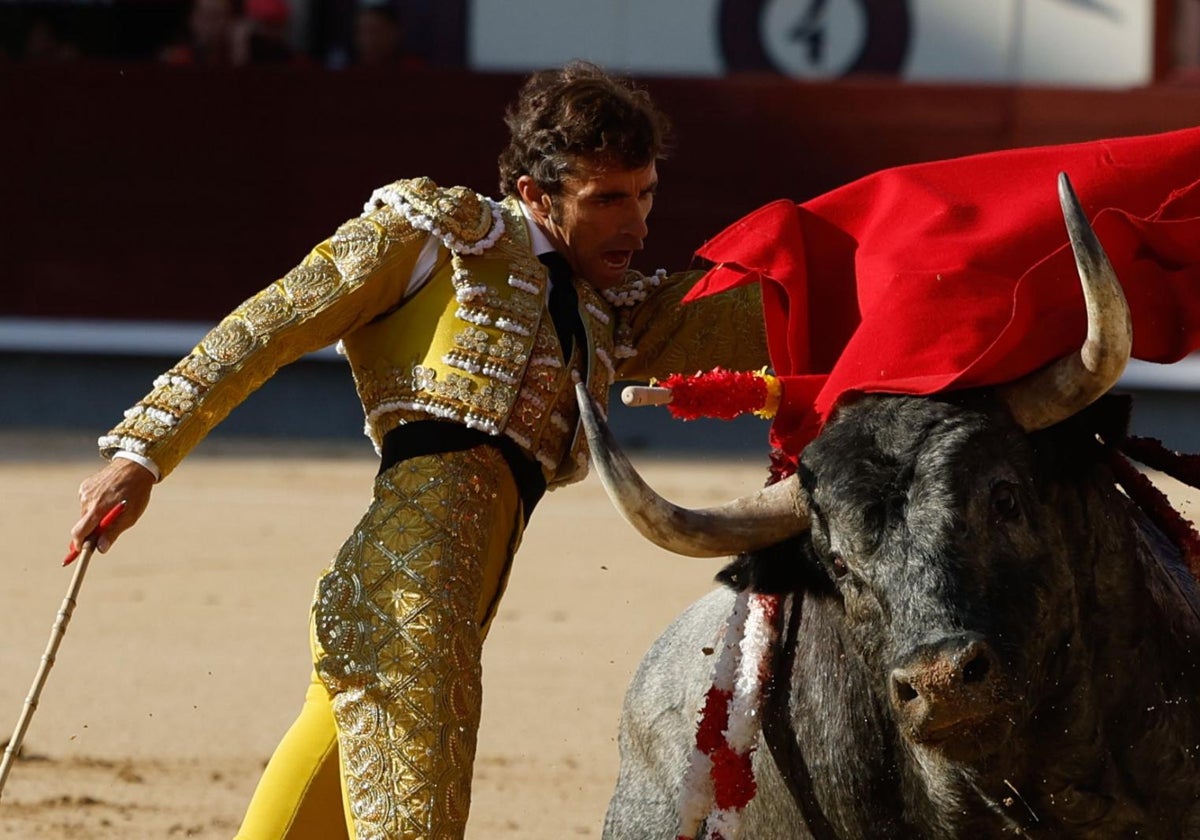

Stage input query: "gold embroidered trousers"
[{"left": 236, "top": 446, "right": 522, "bottom": 839}]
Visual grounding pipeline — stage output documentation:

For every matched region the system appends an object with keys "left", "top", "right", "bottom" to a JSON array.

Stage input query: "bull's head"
[{"left": 577, "top": 174, "right": 1133, "bottom": 763}]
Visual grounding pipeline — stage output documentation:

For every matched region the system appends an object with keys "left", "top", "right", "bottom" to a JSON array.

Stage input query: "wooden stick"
[
  {"left": 0, "top": 540, "right": 96, "bottom": 800},
  {"left": 0, "top": 499, "right": 124, "bottom": 801}
]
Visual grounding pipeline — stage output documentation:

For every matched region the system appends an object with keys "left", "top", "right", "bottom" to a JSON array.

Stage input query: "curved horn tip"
[
  {"left": 999, "top": 171, "right": 1132, "bottom": 431},
  {"left": 1056, "top": 172, "right": 1093, "bottom": 244},
  {"left": 1056, "top": 171, "right": 1076, "bottom": 204}
]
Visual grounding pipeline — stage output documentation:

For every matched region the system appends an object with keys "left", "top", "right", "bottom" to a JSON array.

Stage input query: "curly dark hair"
[{"left": 497, "top": 61, "right": 672, "bottom": 197}]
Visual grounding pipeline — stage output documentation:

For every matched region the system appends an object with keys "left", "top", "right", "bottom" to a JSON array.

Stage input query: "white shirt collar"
[{"left": 519, "top": 199, "right": 557, "bottom": 258}]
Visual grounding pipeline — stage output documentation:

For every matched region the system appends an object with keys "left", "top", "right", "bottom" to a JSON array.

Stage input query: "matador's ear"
[{"left": 515, "top": 175, "right": 551, "bottom": 219}]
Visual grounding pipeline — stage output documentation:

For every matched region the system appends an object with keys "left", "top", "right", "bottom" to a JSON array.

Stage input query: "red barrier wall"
[{"left": 6, "top": 65, "right": 1200, "bottom": 322}]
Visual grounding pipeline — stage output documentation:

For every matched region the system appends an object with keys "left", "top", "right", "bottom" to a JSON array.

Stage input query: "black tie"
[{"left": 540, "top": 252, "right": 588, "bottom": 379}]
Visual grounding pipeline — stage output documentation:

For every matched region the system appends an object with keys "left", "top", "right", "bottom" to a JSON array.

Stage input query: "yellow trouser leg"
[
  {"left": 235, "top": 676, "right": 349, "bottom": 840},
  {"left": 239, "top": 447, "right": 522, "bottom": 839}
]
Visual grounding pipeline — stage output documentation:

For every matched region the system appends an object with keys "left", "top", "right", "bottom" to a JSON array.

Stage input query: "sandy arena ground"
[{"left": 0, "top": 430, "right": 773, "bottom": 838}]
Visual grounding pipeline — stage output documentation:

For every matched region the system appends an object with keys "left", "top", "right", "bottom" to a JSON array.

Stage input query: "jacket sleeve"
[
  {"left": 614, "top": 269, "right": 769, "bottom": 382},
  {"left": 98, "top": 204, "right": 430, "bottom": 478}
]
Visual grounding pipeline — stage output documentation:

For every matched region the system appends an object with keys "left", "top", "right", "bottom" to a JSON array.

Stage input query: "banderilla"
[{"left": 0, "top": 500, "right": 126, "bottom": 801}]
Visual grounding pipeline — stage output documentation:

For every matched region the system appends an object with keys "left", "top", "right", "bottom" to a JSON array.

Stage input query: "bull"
[{"left": 580, "top": 176, "right": 1200, "bottom": 838}]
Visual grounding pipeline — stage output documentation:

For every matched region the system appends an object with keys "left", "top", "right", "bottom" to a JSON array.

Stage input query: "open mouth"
[
  {"left": 916, "top": 713, "right": 992, "bottom": 744},
  {"left": 909, "top": 712, "right": 1014, "bottom": 761},
  {"left": 602, "top": 250, "right": 633, "bottom": 271}
]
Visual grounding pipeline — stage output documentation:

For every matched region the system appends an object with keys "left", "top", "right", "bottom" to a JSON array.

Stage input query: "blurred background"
[{"left": 2, "top": 0, "right": 1199, "bottom": 453}]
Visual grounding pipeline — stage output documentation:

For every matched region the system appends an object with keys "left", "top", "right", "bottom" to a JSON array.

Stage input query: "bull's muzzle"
[{"left": 889, "top": 634, "right": 1014, "bottom": 760}]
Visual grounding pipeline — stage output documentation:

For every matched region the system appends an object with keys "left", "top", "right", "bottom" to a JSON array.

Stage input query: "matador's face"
[{"left": 522, "top": 158, "right": 658, "bottom": 290}]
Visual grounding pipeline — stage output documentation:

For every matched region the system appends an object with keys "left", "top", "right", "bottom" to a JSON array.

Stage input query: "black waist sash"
[{"left": 377, "top": 420, "right": 547, "bottom": 522}]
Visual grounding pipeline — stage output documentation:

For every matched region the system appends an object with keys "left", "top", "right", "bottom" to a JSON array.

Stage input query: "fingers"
[
  {"left": 70, "top": 459, "right": 156, "bottom": 556},
  {"left": 94, "top": 490, "right": 150, "bottom": 552},
  {"left": 70, "top": 506, "right": 104, "bottom": 551},
  {"left": 65, "top": 500, "right": 125, "bottom": 564},
  {"left": 72, "top": 474, "right": 114, "bottom": 546}
]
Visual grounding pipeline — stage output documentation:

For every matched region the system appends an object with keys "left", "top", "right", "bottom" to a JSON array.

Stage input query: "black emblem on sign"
[{"left": 720, "top": 0, "right": 911, "bottom": 78}]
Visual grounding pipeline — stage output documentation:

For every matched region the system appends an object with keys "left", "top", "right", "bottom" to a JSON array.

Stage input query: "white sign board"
[{"left": 469, "top": 0, "right": 1153, "bottom": 88}]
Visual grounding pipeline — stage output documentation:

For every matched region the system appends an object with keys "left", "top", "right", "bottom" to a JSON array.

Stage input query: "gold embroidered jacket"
[{"left": 99, "top": 178, "right": 767, "bottom": 487}]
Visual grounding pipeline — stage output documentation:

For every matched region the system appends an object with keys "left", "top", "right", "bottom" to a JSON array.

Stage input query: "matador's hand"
[{"left": 70, "top": 459, "right": 155, "bottom": 555}]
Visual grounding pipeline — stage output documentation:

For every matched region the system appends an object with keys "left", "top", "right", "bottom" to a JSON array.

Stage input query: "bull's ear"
[{"left": 715, "top": 536, "right": 832, "bottom": 595}]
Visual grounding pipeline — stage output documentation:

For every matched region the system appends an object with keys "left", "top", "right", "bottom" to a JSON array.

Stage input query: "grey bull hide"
[{"left": 599, "top": 394, "right": 1200, "bottom": 839}]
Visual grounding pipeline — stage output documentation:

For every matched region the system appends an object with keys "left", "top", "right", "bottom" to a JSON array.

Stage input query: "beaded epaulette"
[{"left": 363, "top": 178, "right": 505, "bottom": 255}]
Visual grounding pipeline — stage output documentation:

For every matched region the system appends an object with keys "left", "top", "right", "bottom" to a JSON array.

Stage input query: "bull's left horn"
[
  {"left": 575, "top": 383, "right": 809, "bottom": 558},
  {"left": 998, "top": 172, "right": 1133, "bottom": 431}
]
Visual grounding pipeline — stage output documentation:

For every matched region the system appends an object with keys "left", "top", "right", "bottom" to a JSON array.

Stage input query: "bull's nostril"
[
  {"left": 962, "top": 653, "right": 991, "bottom": 685},
  {"left": 894, "top": 679, "right": 918, "bottom": 704}
]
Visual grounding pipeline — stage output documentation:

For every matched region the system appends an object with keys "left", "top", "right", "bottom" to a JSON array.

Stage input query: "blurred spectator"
[
  {"left": 160, "top": 0, "right": 241, "bottom": 66},
  {"left": 159, "top": 0, "right": 303, "bottom": 67},
  {"left": 23, "top": 15, "right": 81, "bottom": 62},
  {"left": 243, "top": 0, "right": 304, "bottom": 64},
  {"left": 351, "top": 0, "right": 424, "bottom": 68}
]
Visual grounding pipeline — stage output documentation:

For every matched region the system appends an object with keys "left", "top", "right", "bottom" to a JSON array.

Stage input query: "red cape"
[{"left": 687, "top": 126, "right": 1200, "bottom": 457}]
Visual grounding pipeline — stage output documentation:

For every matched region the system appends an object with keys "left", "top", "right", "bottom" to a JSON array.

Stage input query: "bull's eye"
[
  {"left": 991, "top": 482, "right": 1021, "bottom": 523},
  {"left": 830, "top": 553, "right": 850, "bottom": 579}
]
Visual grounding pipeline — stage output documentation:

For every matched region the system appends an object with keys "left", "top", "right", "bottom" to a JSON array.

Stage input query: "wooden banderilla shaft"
[{"left": 0, "top": 501, "right": 125, "bottom": 800}]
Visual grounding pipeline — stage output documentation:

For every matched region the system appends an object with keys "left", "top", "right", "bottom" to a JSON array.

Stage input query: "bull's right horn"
[
  {"left": 997, "top": 172, "right": 1133, "bottom": 431},
  {"left": 575, "top": 383, "right": 810, "bottom": 558}
]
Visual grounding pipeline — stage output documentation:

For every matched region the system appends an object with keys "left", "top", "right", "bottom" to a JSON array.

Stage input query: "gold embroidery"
[
  {"left": 617, "top": 271, "right": 768, "bottom": 382},
  {"left": 144, "top": 386, "right": 195, "bottom": 414},
  {"left": 175, "top": 350, "right": 223, "bottom": 386},
  {"left": 500, "top": 313, "right": 588, "bottom": 474},
  {"left": 411, "top": 365, "right": 515, "bottom": 416},
  {"left": 448, "top": 252, "right": 541, "bottom": 336},
  {"left": 369, "top": 203, "right": 428, "bottom": 249},
  {"left": 201, "top": 317, "right": 255, "bottom": 366},
  {"left": 397, "top": 178, "right": 495, "bottom": 248},
  {"left": 453, "top": 327, "right": 490, "bottom": 355},
  {"left": 330, "top": 217, "right": 386, "bottom": 284},
  {"left": 125, "top": 413, "right": 166, "bottom": 439},
  {"left": 314, "top": 449, "right": 507, "bottom": 838},
  {"left": 342, "top": 204, "right": 546, "bottom": 442},
  {"left": 492, "top": 332, "right": 528, "bottom": 365},
  {"left": 239, "top": 285, "right": 295, "bottom": 335},
  {"left": 444, "top": 325, "right": 528, "bottom": 384},
  {"left": 281, "top": 256, "right": 341, "bottom": 312}
]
